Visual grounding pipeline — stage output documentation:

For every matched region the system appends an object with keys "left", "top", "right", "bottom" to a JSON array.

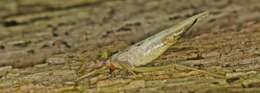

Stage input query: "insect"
[{"left": 76, "top": 11, "right": 224, "bottom": 81}]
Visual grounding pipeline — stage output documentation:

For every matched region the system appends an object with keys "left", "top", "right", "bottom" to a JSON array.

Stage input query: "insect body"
[
  {"left": 76, "top": 11, "right": 213, "bottom": 81},
  {"left": 109, "top": 11, "right": 208, "bottom": 70}
]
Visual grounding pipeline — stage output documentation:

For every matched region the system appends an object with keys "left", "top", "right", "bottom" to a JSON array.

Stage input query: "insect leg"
[
  {"left": 131, "top": 65, "right": 174, "bottom": 73},
  {"left": 75, "top": 66, "right": 107, "bottom": 82},
  {"left": 119, "top": 63, "right": 137, "bottom": 75},
  {"left": 131, "top": 63, "right": 226, "bottom": 79},
  {"left": 170, "top": 63, "right": 226, "bottom": 79}
]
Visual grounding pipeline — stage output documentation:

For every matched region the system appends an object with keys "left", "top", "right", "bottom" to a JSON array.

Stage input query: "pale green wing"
[{"left": 111, "top": 11, "right": 209, "bottom": 67}]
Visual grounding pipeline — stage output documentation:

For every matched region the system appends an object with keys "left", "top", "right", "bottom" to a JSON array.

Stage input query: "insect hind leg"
[
  {"left": 131, "top": 64, "right": 175, "bottom": 73},
  {"left": 119, "top": 63, "right": 137, "bottom": 75},
  {"left": 131, "top": 63, "right": 225, "bottom": 79}
]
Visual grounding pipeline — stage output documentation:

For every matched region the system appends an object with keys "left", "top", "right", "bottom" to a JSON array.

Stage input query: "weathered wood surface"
[{"left": 0, "top": 0, "right": 260, "bottom": 92}]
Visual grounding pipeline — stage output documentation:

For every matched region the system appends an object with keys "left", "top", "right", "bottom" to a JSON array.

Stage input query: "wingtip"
[
  {"left": 192, "top": 11, "right": 210, "bottom": 20},
  {"left": 172, "top": 11, "right": 210, "bottom": 38}
]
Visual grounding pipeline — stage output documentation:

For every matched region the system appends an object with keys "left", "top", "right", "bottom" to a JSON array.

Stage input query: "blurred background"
[{"left": 0, "top": 0, "right": 260, "bottom": 93}]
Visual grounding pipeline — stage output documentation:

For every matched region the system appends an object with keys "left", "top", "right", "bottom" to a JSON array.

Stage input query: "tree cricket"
[{"left": 76, "top": 11, "right": 225, "bottom": 82}]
